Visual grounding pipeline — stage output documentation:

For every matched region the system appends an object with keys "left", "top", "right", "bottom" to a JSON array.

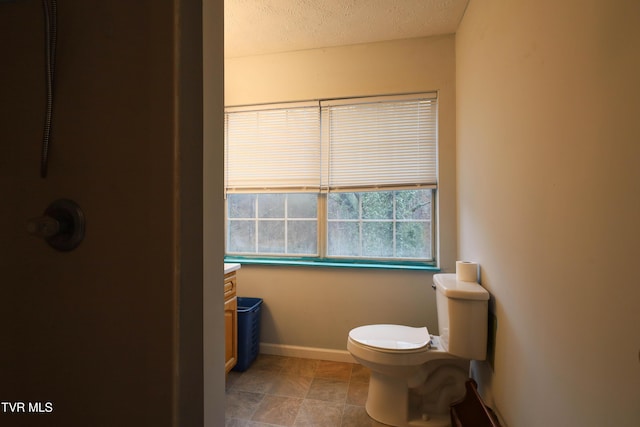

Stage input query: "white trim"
[
  {"left": 320, "top": 91, "right": 437, "bottom": 107},
  {"left": 260, "top": 342, "right": 356, "bottom": 363},
  {"left": 225, "top": 100, "right": 319, "bottom": 113}
]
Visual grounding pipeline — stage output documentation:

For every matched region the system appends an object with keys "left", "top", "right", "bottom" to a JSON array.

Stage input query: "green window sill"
[{"left": 224, "top": 256, "right": 440, "bottom": 271}]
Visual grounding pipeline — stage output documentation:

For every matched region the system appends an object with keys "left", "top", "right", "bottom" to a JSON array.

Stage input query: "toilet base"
[
  {"left": 364, "top": 360, "right": 469, "bottom": 427},
  {"left": 366, "top": 370, "right": 408, "bottom": 426}
]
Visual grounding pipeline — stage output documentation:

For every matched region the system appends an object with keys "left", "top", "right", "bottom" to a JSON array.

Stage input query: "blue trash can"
[{"left": 232, "top": 297, "right": 263, "bottom": 372}]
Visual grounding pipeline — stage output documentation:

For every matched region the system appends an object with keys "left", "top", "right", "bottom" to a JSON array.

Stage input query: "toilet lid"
[{"left": 349, "top": 324, "right": 430, "bottom": 351}]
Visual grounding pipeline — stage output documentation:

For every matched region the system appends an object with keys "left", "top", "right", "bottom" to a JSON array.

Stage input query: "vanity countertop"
[{"left": 224, "top": 263, "right": 241, "bottom": 274}]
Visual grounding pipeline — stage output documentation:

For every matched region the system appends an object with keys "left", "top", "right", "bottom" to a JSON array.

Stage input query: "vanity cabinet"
[{"left": 224, "top": 270, "right": 238, "bottom": 373}]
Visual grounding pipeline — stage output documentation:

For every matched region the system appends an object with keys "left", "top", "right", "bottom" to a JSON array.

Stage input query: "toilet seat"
[{"left": 349, "top": 324, "right": 430, "bottom": 351}]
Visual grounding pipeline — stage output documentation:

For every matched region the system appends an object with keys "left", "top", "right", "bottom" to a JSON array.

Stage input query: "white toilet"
[{"left": 347, "top": 273, "right": 489, "bottom": 427}]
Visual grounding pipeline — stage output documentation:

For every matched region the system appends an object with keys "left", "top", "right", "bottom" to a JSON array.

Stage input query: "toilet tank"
[{"left": 433, "top": 273, "right": 489, "bottom": 360}]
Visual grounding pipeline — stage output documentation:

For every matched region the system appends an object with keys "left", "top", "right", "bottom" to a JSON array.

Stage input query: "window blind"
[
  {"left": 224, "top": 102, "right": 321, "bottom": 192},
  {"left": 321, "top": 93, "right": 437, "bottom": 191},
  {"left": 224, "top": 93, "right": 438, "bottom": 193}
]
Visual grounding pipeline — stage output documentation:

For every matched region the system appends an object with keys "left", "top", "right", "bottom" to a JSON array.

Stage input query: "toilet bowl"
[
  {"left": 348, "top": 325, "right": 469, "bottom": 426},
  {"left": 347, "top": 274, "right": 489, "bottom": 427}
]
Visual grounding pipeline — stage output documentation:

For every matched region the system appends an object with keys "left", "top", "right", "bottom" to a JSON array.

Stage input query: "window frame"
[{"left": 224, "top": 93, "right": 439, "bottom": 270}]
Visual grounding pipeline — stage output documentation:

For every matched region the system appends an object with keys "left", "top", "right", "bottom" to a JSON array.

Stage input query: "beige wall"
[
  {"left": 0, "top": 1, "right": 225, "bottom": 426},
  {"left": 456, "top": 1, "right": 640, "bottom": 426},
  {"left": 225, "top": 36, "right": 457, "bottom": 354}
]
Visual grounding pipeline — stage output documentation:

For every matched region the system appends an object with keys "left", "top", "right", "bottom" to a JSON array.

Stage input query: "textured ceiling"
[{"left": 225, "top": 0, "right": 469, "bottom": 58}]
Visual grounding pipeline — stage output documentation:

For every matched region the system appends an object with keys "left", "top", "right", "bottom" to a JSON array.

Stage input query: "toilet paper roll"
[{"left": 456, "top": 261, "right": 479, "bottom": 282}]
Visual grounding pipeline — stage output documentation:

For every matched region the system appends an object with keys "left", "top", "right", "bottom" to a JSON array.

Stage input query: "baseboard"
[{"left": 260, "top": 342, "right": 356, "bottom": 363}]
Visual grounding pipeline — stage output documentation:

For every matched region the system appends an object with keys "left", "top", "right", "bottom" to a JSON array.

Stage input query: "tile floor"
[{"left": 225, "top": 354, "right": 388, "bottom": 426}]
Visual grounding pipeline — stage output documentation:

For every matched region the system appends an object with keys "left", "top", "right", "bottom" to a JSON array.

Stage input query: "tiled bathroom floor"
[{"left": 225, "top": 354, "right": 388, "bottom": 426}]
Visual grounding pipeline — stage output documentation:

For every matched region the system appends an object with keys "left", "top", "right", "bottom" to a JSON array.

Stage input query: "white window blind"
[
  {"left": 224, "top": 93, "right": 438, "bottom": 193},
  {"left": 224, "top": 101, "right": 321, "bottom": 192},
  {"left": 321, "top": 93, "right": 437, "bottom": 190}
]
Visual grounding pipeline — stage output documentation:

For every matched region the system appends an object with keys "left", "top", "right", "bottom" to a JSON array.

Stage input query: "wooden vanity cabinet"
[{"left": 224, "top": 271, "right": 238, "bottom": 373}]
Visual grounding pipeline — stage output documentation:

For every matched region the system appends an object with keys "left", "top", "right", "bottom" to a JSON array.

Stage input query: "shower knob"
[
  {"left": 27, "top": 215, "right": 60, "bottom": 238},
  {"left": 27, "top": 199, "right": 85, "bottom": 251}
]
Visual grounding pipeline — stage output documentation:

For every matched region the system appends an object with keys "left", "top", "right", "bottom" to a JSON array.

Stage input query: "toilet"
[{"left": 347, "top": 273, "right": 489, "bottom": 427}]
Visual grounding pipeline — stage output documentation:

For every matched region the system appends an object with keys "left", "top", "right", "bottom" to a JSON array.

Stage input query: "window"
[
  {"left": 224, "top": 93, "right": 437, "bottom": 267},
  {"left": 327, "top": 190, "right": 432, "bottom": 259},
  {"left": 227, "top": 193, "right": 318, "bottom": 255}
]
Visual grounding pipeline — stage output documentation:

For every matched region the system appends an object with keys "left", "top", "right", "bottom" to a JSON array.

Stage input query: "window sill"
[{"left": 223, "top": 256, "right": 440, "bottom": 271}]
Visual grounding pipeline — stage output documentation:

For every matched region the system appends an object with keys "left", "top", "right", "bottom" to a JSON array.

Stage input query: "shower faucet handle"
[
  {"left": 27, "top": 215, "right": 61, "bottom": 238},
  {"left": 27, "top": 199, "right": 85, "bottom": 251}
]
